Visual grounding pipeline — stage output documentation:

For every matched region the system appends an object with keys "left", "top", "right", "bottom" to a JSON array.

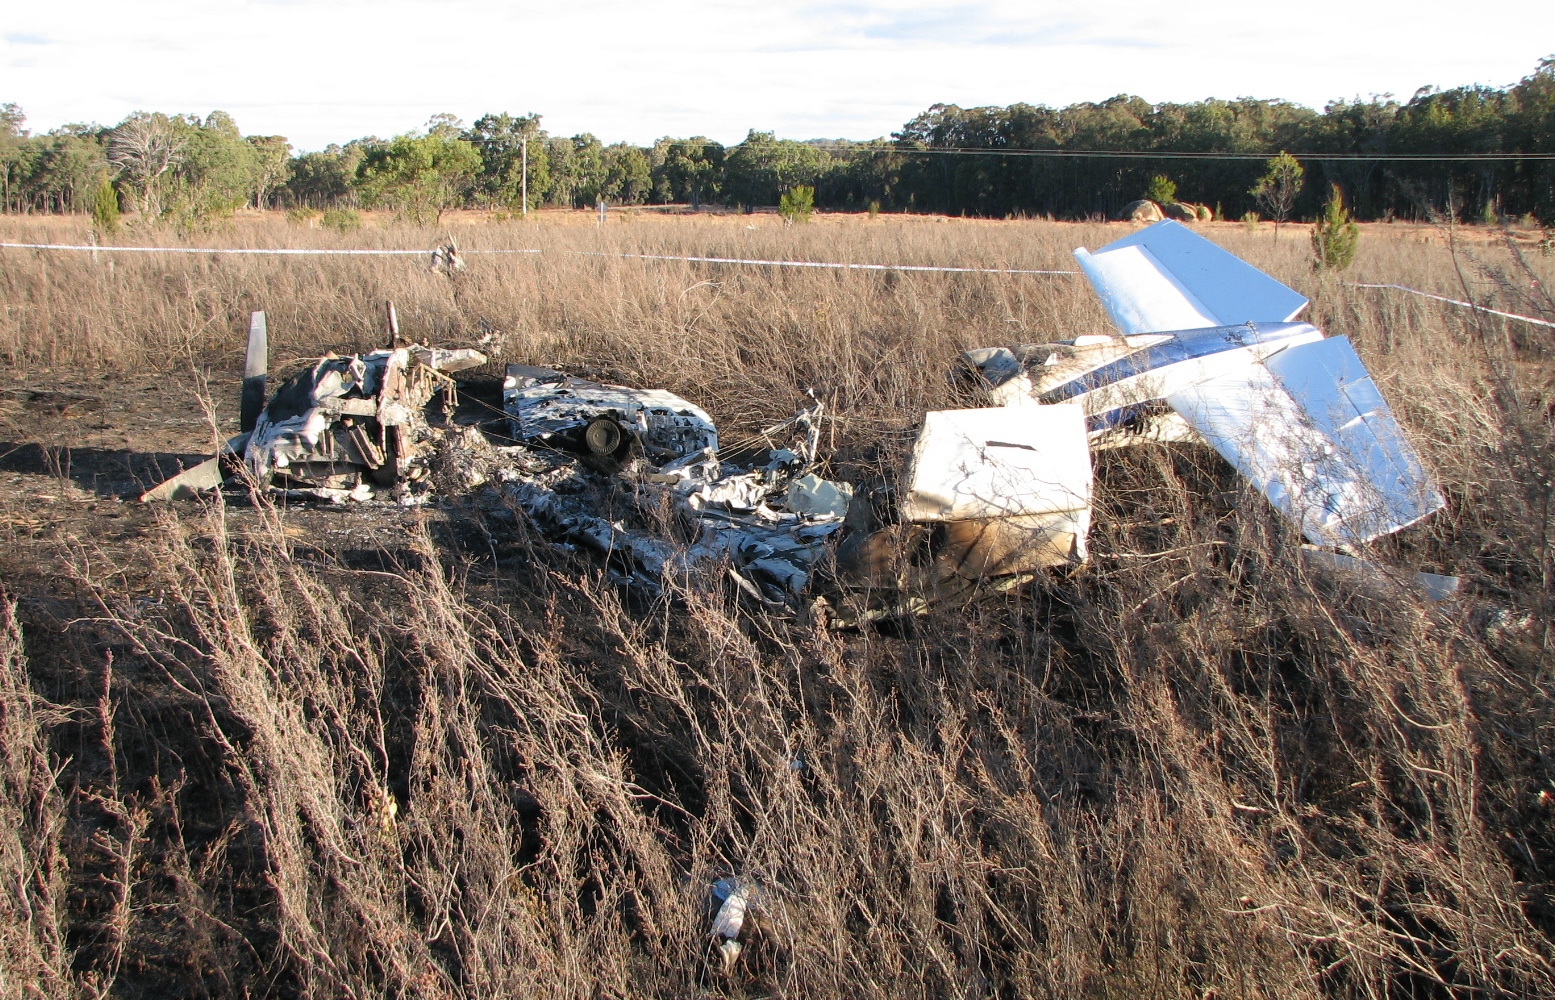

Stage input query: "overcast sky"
[{"left": 4, "top": 1, "right": 1551, "bottom": 151}]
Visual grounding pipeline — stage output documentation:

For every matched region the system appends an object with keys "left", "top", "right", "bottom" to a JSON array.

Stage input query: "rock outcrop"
[{"left": 1121, "top": 199, "right": 1165, "bottom": 223}]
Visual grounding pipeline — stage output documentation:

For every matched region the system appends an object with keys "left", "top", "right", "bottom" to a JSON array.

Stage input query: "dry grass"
[{"left": 0, "top": 211, "right": 1553, "bottom": 998}]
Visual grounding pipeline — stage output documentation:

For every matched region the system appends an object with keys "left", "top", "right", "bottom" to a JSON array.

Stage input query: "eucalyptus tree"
[
  {"left": 355, "top": 117, "right": 481, "bottom": 224},
  {"left": 651, "top": 137, "right": 723, "bottom": 208},
  {"left": 464, "top": 112, "right": 548, "bottom": 211},
  {"left": 108, "top": 112, "right": 184, "bottom": 219}
]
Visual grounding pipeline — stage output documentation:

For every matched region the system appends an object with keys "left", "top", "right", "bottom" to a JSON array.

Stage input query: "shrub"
[
  {"left": 1144, "top": 174, "right": 1177, "bottom": 205},
  {"left": 778, "top": 185, "right": 814, "bottom": 224},
  {"left": 285, "top": 207, "right": 319, "bottom": 226},
  {"left": 320, "top": 208, "right": 362, "bottom": 234},
  {"left": 1311, "top": 183, "right": 1360, "bottom": 271},
  {"left": 88, "top": 175, "right": 120, "bottom": 234},
  {"left": 867, "top": 200, "right": 881, "bottom": 219}
]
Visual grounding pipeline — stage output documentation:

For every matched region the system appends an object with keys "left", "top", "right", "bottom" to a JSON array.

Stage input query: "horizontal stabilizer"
[{"left": 1075, "top": 220, "right": 1308, "bottom": 335}]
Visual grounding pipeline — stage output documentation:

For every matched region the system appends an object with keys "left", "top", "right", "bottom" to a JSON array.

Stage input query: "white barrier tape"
[
  {"left": 0, "top": 241, "right": 1071, "bottom": 275},
  {"left": 0, "top": 241, "right": 436, "bottom": 255},
  {"left": 1350, "top": 282, "right": 1555, "bottom": 330},
  {"left": 568, "top": 250, "right": 1077, "bottom": 275},
  {"left": 11, "top": 243, "right": 1551, "bottom": 319}
]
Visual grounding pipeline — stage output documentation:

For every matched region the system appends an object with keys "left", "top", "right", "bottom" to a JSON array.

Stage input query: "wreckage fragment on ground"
[
  {"left": 833, "top": 404, "right": 1093, "bottom": 615},
  {"left": 247, "top": 344, "right": 487, "bottom": 494},
  {"left": 504, "top": 365, "right": 719, "bottom": 464},
  {"left": 963, "top": 219, "right": 1445, "bottom": 552},
  {"left": 498, "top": 367, "right": 847, "bottom": 603},
  {"left": 142, "top": 309, "right": 490, "bottom": 502},
  {"left": 146, "top": 219, "right": 1452, "bottom": 614}
]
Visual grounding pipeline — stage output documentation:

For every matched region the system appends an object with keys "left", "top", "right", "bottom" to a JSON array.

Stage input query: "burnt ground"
[
  {"left": 0, "top": 361, "right": 522, "bottom": 589},
  {"left": 0, "top": 362, "right": 506, "bottom": 681},
  {"left": 0, "top": 363, "right": 250, "bottom": 589}
]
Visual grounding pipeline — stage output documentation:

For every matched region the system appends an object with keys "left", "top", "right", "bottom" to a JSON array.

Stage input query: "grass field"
[{"left": 0, "top": 210, "right": 1552, "bottom": 999}]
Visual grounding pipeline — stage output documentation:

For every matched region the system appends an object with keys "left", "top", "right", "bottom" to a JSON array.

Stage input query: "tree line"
[{"left": 2, "top": 57, "right": 1551, "bottom": 226}]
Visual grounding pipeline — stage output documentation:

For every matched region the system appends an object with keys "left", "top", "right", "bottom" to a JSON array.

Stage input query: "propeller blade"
[{"left": 240, "top": 311, "right": 268, "bottom": 432}]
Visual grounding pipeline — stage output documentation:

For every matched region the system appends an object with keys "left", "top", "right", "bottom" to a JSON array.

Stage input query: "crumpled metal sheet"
[
  {"left": 504, "top": 367, "right": 718, "bottom": 462},
  {"left": 488, "top": 392, "right": 848, "bottom": 605}
]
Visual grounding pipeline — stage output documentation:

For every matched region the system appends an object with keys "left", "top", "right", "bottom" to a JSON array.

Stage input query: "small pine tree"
[
  {"left": 1144, "top": 174, "right": 1177, "bottom": 205},
  {"left": 1251, "top": 151, "right": 1304, "bottom": 238},
  {"left": 89, "top": 176, "right": 120, "bottom": 234},
  {"left": 779, "top": 185, "right": 814, "bottom": 225},
  {"left": 1311, "top": 184, "right": 1360, "bottom": 272}
]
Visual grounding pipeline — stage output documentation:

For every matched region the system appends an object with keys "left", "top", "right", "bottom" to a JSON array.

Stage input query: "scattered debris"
[
  {"left": 785, "top": 473, "right": 852, "bottom": 519},
  {"left": 708, "top": 877, "right": 757, "bottom": 973},
  {"left": 144, "top": 221, "right": 1451, "bottom": 619},
  {"left": 497, "top": 372, "right": 842, "bottom": 603},
  {"left": 1299, "top": 546, "right": 1459, "bottom": 602},
  {"left": 430, "top": 241, "right": 465, "bottom": 277},
  {"left": 504, "top": 371, "right": 718, "bottom": 465},
  {"left": 139, "top": 432, "right": 250, "bottom": 502}
]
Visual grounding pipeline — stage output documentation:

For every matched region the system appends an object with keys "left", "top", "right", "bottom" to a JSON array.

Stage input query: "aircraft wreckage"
[{"left": 145, "top": 220, "right": 1454, "bottom": 617}]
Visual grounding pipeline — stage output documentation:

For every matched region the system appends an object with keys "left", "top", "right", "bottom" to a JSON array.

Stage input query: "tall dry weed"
[{"left": 0, "top": 596, "right": 72, "bottom": 998}]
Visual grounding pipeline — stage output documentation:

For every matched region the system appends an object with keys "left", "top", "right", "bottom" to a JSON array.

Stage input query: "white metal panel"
[
  {"left": 1074, "top": 244, "right": 1219, "bottom": 335},
  {"left": 902, "top": 405, "right": 1092, "bottom": 522},
  {"left": 1263, "top": 336, "right": 1443, "bottom": 538},
  {"left": 1166, "top": 337, "right": 1443, "bottom": 545},
  {"left": 1082, "top": 219, "right": 1312, "bottom": 328}
]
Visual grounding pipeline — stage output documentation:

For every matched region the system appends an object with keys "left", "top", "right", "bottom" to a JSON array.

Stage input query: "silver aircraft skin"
[{"left": 966, "top": 220, "right": 1443, "bottom": 547}]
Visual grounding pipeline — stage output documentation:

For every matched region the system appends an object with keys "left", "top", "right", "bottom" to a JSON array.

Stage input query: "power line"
[
  {"left": 892, "top": 147, "right": 1555, "bottom": 162},
  {"left": 458, "top": 135, "right": 1555, "bottom": 162}
]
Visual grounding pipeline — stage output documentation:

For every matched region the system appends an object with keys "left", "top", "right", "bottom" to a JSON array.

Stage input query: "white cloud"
[{"left": 3, "top": 0, "right": 1551, "bottom": 149}]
